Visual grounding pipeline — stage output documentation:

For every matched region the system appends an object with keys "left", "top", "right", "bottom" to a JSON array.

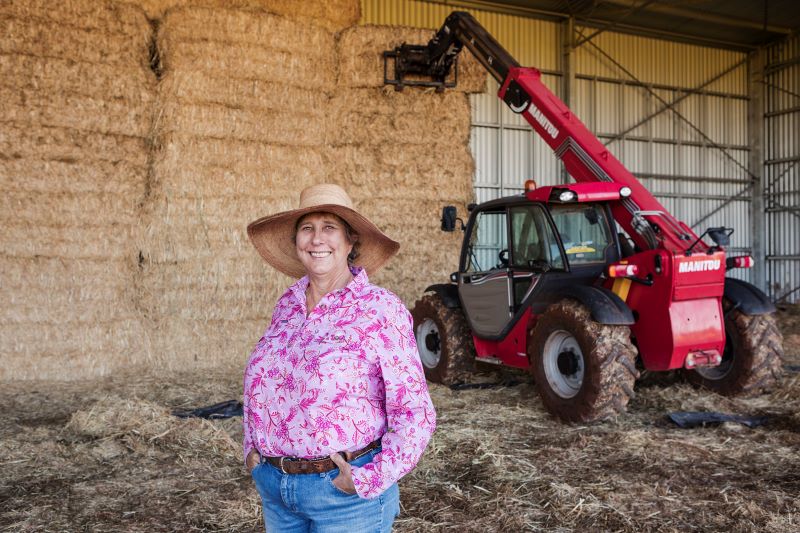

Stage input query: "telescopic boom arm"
[{"left": 386, "top": 11, "right": 701, "bottom": 253}]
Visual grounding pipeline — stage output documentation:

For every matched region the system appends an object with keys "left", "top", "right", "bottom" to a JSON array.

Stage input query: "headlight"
[
  {"left": 558, "top": 190, "right": 577, "bottom": 202},
  {"left": 619, "top": 186, "right": 632, "bottom": 197}
]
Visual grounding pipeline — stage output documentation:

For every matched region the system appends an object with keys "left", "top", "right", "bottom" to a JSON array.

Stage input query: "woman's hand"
[
  {"left": 246, "top": 449, "right": 261, "bottom": 473},
  {"left": 329, "top": 453, "right": 357, "bottom": 494}
]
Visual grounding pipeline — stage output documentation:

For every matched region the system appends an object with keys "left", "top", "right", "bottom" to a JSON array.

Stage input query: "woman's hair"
[{"left": 294, "top": 212, "right": 360, "bottom": 264}]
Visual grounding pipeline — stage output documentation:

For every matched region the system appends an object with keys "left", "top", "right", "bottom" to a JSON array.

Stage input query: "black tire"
[
  {"left": 684, "top": 298, "right": 783, "bottom": 396},
  {"left": 410, "top": 293, "right": 475, "bottom": 385},
  {"left": 528, "top": 300, "right": 639, "bottom": 422}
]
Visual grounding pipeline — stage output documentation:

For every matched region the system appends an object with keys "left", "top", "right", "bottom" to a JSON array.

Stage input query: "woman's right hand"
[{"left": 246, "top": 449, "right": 261, "bottom": 473}]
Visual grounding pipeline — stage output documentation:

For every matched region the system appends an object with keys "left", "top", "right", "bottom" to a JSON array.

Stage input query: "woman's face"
[{"left": 295, "top": 213, "right": 354, "bottom": 278}]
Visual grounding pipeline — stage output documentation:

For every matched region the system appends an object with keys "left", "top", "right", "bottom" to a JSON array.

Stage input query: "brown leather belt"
[{"left": 263, "top": 439, "right": 381, "bottom": 474}]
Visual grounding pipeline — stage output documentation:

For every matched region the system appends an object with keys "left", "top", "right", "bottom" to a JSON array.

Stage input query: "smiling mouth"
[{"left": 309, "top": 251, "right": 332, "bottom": 258}]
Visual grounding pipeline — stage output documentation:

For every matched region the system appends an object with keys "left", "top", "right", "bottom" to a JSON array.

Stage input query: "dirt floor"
[{"left": 1, "top": 305, "right": 798, "bottom": 532}]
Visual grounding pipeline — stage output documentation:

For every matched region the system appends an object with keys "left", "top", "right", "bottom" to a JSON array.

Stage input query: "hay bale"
[
  {"left": 156, "top": 8, "right": 336, "bottom": 89},
  {"left": 0, "top": 0, "right": 154, "bottom": 381},
  {"left": 0, "top": 17, "right": 150, "bottom": 68},
  {"left": 1, "top": 190, "right": 140, "bottom": 226},
  {"left": 0, "top": 257, "right": 135, "bottom": 290},
  {"left": 0, "top": 157, "right": 147, "bottom": 195},
  {"left": 135, "top": 0, "right": 359, "bottom": 32},
  {"left": 157, "top": 40, "right": 335, "bottom": 89},
  {"left": 0, "top": 124, "right": 149, "bottom": 165},
  {"left": 150, "top": 141, "right": 326, "bottom": 198},
  {"left": 140, "top": 257, "right": 277, "bottom": 293},
  {"left": 326, "top": 87, "right": 472, "bottom": 146},
  {"left": 140, "top": 218, "right": 251, "bottom": 262},
  {"left": 337, "top": 25, "right": 488, "bottom": 93},
  {"left": 0, "top": 55, "right": 154, "bottom": 103},
  {"left": 156, "top": 99, "right": 325, "bottom": 145},
  {"left": 146, "top": 317, "right": 266, "bottom": 371},
  {"left": 139, "top": 262, "right": 279, "bottom": 321},
  {"left": 324, "top": 143, "right": 474, "bottom": 199},
  {"left": 3, "top": 223, "right": 138, "bottom": 260},
  {"left": 1, "top": 87, "right": 153, "bottom": 137},
  {"left": 159, "top": 6, "right": 334, "bottom": 51},
  {"left": 0, "top": 319, "right": 147, "bottom": 381},
  {"left": 139, "top": 191, "right": 300, "bottom": 264},
  {"left": 155, "top": 133, "right": 326, "bottom": 177},
  {"left": 0, "top": 284, "right": 136, "bottom": 325},
  {"left": 0, "top": 0, "right": 152, "bottom": 37},
  {"left": 158, "top": 71, "right": 320, "bottom": 112}
]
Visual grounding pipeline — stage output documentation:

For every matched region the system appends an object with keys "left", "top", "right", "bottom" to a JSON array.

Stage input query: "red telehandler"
[{"left": 385, "top": 12, "right": 784, "bottom": 422}]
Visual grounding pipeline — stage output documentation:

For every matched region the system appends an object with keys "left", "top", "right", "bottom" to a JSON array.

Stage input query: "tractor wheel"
[
  {"left": 529, "top": 300, "right": 639, "bottom": 422},
  {"left": 684, "top": 299, "right": 783, "bottom": 396},
  {"left": 410, "top": 293, "right": 475, "bottom": 385}
]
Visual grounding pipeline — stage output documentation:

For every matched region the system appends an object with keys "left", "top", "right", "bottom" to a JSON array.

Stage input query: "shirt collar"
[{"left": 288, "top": 266, "right": 369, "bottom": 304}]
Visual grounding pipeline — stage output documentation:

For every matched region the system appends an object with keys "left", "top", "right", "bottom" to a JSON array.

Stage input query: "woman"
[{"left": 243, "top": 183, "right": 436, "bottom": 532}]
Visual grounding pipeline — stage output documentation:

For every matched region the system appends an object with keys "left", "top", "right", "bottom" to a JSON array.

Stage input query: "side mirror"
[
  {"left": 441, "top": 206, "right": 458, "bottom": 232},
  {"left": 707, "top": 227, "right": 733, "bottom": 247}
]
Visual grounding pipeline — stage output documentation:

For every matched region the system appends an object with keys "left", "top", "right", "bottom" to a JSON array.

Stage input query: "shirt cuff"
[{"left": 350, "top": 464, "right": 383, "bottom": 499}]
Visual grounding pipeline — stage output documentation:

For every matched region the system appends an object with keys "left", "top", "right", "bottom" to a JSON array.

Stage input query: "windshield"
[{"left": 549, "top": 204, "right": 615, "bottom": 265}]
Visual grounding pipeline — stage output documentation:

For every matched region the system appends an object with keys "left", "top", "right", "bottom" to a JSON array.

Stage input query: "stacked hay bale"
[
  {"left": 145, "top": 5, "right": 484, "bottom": 370},
  {"left": 140, "top": 5, "right": 345, "bottom": 371},
  {"left": 0, "top": 0, "right": 155, "bottom": 380},
  {"left": 330, "top": 25, "right": 486, "bottom": 303},
  {"left": 134, "top": 0, "right": 359, "bottom": 32},
  {"left": 1, "top": 0, "right": 484, "bottom": 378}
]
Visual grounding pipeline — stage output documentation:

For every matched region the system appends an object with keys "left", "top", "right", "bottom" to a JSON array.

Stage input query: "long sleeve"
[
  {"left": 242, "top": 340, "right": 260, "bottom": 466},
  {"left": 242, "top": 328, "right": 273, "bottom": 467},
  {"left": 350, "top": 303, "right": 436, "bottom": 499}
]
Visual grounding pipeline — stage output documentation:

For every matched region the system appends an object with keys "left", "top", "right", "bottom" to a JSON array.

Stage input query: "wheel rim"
[
  {"left": 416, "top": 318, "right": 441, "bottom": 369},
  {"left": 696, "top": 329, "right": 735, "bottom": 380},
  {"left": 542, "top": 329, "right": 584, "bottom": 398}
]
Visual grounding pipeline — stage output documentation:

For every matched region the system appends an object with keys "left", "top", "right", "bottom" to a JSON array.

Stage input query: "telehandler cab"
[{"left": 385, "top": 12, "right": 784, "bottom": 422}]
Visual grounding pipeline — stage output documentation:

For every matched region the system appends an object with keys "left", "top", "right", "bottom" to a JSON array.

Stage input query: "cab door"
[{"left": 458, "top": 207, "right": 513, "bottom": 338}]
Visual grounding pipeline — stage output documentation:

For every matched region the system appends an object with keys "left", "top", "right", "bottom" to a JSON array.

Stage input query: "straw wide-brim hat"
[{"left": 247, "top": 184, "right": 400, "bottom": 279}]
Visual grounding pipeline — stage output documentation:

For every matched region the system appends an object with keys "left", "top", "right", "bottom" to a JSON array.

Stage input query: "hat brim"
[{"left": 247, "top": 204, "right": 400, "bottom": 279}]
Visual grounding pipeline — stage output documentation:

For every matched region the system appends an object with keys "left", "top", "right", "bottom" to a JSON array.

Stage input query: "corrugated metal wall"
[
  {"left": 360, "top": 0, "right": 757, "bottom": 283},
  {"left": 765, "top": 34, "right": 800, "bottom": 303}
]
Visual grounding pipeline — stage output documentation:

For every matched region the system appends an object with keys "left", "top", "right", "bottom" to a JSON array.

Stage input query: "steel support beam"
[
  {"left": 602, "top": 59, "right": 747, "bottom": 147},
  {"left": 598, "top": 133, "right": 749, "bottom": 152},
  {"left": 748, "top": 48, "right": 767, "bottom": 293},
  {"left": 576, "top": 72, "right": 748, "bottom": 99},
  {"left": 765, "top": 105, "right": 800, "bottom": 118}
]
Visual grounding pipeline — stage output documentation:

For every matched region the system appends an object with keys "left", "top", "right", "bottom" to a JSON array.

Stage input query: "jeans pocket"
[
  {"left": 249, "top": 463, "right": 260, "bottom": 476},
  {"left": 327, "top": 473, "right": 358, "bottom": 496}
]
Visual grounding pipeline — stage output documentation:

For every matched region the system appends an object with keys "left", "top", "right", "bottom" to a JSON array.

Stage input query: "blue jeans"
[{"left": 251, "top": 447, "right": 400, "bottom": 532}]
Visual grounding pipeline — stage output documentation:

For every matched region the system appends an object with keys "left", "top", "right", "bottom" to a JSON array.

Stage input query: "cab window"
[
  {"left": 549, "top": 204, "right": 615, "bottom": 265},
  {"left": 465, "top": 209, "right": 508, "bottom": 273},
  {"left": 509, "top": 205, "right": 564, "bottom": 270}
]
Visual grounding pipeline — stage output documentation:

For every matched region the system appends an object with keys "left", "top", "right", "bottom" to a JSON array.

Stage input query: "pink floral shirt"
[{"left": 243, "top": 267, "right": 436, "bottom": 499}]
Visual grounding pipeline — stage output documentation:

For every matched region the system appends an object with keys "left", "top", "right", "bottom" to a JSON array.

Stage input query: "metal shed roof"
[{"left": 437, "top": 0, "right": 800, "bottom": 49}]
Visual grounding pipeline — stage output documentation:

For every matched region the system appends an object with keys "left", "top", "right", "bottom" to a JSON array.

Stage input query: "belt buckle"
[{"left": 279, "top": 456, "right": 288, "bottom": 474}]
